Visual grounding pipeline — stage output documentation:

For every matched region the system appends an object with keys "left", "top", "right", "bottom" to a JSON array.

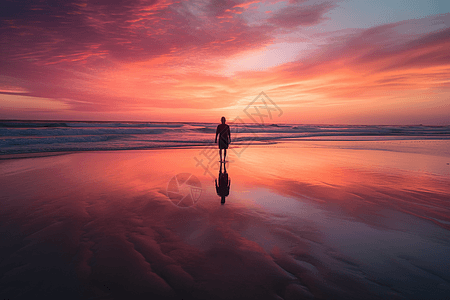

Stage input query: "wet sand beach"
[{"left": 1, "top": 139, "right": 450, "bottom": 299}]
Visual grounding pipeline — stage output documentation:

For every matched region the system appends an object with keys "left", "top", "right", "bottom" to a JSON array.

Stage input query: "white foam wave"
[{"left": 1, "top": 121, "right": 449, "bottom": 155}]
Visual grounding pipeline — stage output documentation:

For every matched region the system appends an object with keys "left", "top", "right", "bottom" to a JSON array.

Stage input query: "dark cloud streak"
[
  {"left": 268, "top": 1, "right": 336, "bottom": 28},
  {"left": 281, "top": 14, "right": 450, "bottom": 75},
  {"left": 1, "top": 0, "right": 275, "bottom": 64}
]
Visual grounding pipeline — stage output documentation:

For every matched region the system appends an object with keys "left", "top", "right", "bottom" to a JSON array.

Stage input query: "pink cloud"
[
  {"left": 0, "top": 0, "right": 273, "bottom": 65},
  {"left": 268, "top": 2, "right": 336, "bottom": 28},
  {"left": 276, "top": 14, "right": 450, "bottom": 82}
]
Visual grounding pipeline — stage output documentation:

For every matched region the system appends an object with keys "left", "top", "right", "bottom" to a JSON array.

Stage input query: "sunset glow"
[{"left": 1, "top": 0, "right": 449, "bottom": 124}]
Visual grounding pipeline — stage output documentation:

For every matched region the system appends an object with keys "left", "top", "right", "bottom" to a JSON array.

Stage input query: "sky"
[{"left": 1, "top": 0, "right": 449, "bottom": 124}]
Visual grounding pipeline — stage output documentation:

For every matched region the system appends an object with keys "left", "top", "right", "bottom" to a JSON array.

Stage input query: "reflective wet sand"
[{"left": 1, "top": 140, "right": 449, "bottom": 299}]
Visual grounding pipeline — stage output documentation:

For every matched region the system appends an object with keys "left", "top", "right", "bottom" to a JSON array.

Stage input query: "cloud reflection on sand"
[{"left": 1, "top": 141, "right": 450, "bottom": 299}]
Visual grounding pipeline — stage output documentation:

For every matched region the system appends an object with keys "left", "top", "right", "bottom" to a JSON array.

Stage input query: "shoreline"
[{"left": 2, "top": 137, "right": 450, "bottom": 160}]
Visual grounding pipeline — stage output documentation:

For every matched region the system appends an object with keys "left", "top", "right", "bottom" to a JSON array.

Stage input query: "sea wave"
[{"left": 1, "top": 121, "right": 449, "bottom": 155}]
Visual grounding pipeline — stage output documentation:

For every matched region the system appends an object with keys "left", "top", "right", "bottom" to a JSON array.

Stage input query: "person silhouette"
[
  {"left": 215, "top": 162, "right": 230, "bottom": 204},
  {"left": 215, "top": 116, "right": 231, "bottom": 162}
]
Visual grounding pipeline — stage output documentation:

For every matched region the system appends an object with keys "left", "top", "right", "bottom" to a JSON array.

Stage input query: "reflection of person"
[
  {"left": 215, "top": 162, "right": 230, "bottom": 204},
  {"left": 215, "top": 116, "right": 231, "bottom": 162}
]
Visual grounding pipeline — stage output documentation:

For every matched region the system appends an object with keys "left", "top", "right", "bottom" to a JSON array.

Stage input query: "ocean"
[{"left": 1, "top": 120, "right": 449, "bottom": 155}]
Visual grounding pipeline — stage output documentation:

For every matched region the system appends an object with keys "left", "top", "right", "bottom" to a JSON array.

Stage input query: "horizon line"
[{"left": 0, "top": 119, "right": 448, "bottom": 127}]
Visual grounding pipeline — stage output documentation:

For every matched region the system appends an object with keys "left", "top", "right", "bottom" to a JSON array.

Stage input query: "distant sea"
[{"left": 1, "top": 120, "right": 450, "bottom": 156}]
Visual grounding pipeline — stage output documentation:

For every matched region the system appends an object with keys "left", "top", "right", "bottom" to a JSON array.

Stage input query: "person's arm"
[
  {"left": 228, "top": 125, "right": 231, "bottom": 143},
  {"left": 215, "top": 126, "right": 219, "bottom": 143}
]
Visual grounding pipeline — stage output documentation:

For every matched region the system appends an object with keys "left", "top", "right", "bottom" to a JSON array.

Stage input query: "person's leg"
[
  {"left": 219, "top": 149, "right": 222, "bottom": 162},
  {"left": 224, "top": 149, "right": 227, "bottom": 161}
]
